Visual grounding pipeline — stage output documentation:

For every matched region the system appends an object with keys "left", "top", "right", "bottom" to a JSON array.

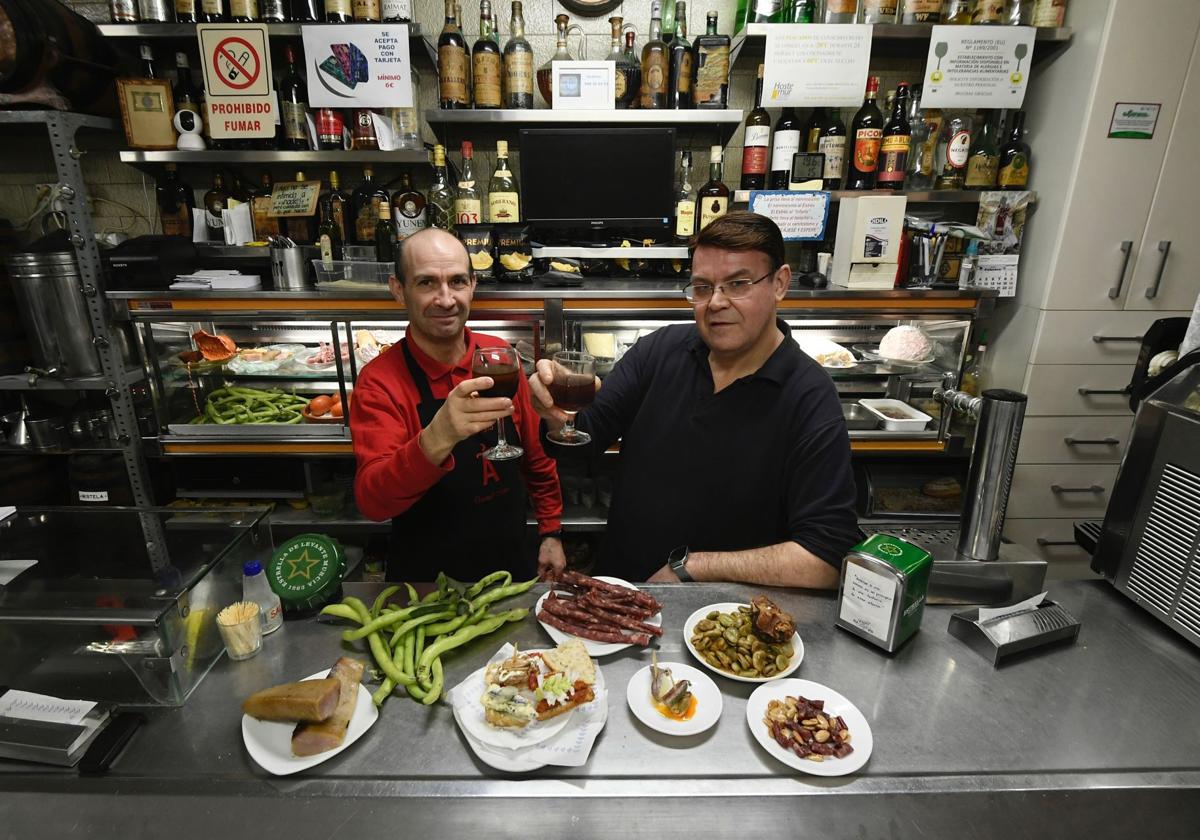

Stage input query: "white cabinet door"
[
  {"left": 1043, "top": 0, "right": 1200, "bottom": 311},
  {"left": 1029, "top": 310, "right": 1190, "bottom": 365},
  {"left": 1023, "top": 365, "right": 1135, "bottom": 416},
  {"left": 1127, "top": 35, "right": 1200, "bottom": 311},
  {"left": 1017, "top": 416, "right": 1133, "bottom": 464}
]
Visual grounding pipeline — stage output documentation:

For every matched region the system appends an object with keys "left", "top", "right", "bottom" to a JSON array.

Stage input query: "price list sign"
[
  {"left": 921, "top": 25, "right": 1036, "bottom": 109},
  {"left": 763, "top": 24, "right": 873, "bottom": 108}
]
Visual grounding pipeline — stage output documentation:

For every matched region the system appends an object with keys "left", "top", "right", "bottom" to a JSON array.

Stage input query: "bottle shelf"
[
  {"left": 0, "top": 368, "right": 145, "bottom": 391},
  {"left": 97, "top": 21, "right": 421, "bottom": 38},
  {"left": 119, "top": 150, "right": 429, "bottom": 168},
  {"left": 422, "top": 108, "right": 746, "bottom": 144},
  {"left": 731, "top": 188, "right": 1037, "bottom": 204},
  {"left": 731, "top": 22, "right": 1071, "bottom": 65}
]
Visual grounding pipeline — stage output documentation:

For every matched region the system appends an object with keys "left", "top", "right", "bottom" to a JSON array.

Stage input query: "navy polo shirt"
[{"left": 547, "top": 319, "right": 860, "bottom": 581}]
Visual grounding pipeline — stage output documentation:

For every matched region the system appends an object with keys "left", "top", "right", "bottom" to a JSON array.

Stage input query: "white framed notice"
[
  {"left": 302, "top": 24, "right": 413, "bottom": 108},
  {"left": 748, "top": 190, "right": 831, "bottom": 242},
  {"left": 838, "top": 563, "right": 898, "bottom": 644},
  {"left": 921, "top": 25, "right": 1035, "bottom": 109},
  {"left": 763, "top": 24, "right": 872, "bottom": 108},
  {"left": 552, "top": 60, "right": 615, "bottom": 110}
]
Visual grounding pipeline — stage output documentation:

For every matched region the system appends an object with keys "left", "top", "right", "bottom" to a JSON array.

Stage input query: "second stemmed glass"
[
  {"left": 546, "top": 350, "right": 596, "bottom": 446},
  {"left": 471, "top": 345, "right": 524, "bottom": 461}
]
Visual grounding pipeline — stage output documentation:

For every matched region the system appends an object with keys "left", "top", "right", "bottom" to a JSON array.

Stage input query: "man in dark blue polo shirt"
[{"left": 529, "top": 212, "right": 859, "bottom": 587}]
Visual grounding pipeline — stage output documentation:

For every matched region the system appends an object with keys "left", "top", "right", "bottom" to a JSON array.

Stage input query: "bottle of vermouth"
[
  {"left": 438, "top": 0, "right": 470, "bottom": 108},
  {"left": 640, "top": 4, "right": 669, "bottom": 109},
  {"left": 740, "top": 64, "right": 770, "bottom": 190},
  {"left": 454, "top": 141, "right": 483, "bottom": 225},
  {"left": 428, "top": 145, "right": 455, "bottom": 231},
  {"left": 847, "top": 75, "right": 883, "bottom": 191},
  {"left": 876, "top": 82, "right": 911, "bottom": 190},
  {"left": 391, "top": 172, "right": 428, "bottom": 243},
  {"left": 696, "top": 146, "right": 730, "bottom": 231},
  {"left": 667, "top": 1, "right": 693, "bottom": 109},
  {"left": 503, "top": 2, "right": 534, "bottom": 108},
  {"left": 674, "top": 150, "right": 696, "bottom": 243},
  {"left": 488, "top": 140, "right": 520, "bottom": 223},
  {"left": 316, "top": 108, "right": 345, "bottom": 150},
  {"left": 692, "top": 10, "right": 730, "bottom": 109},
  {"left": 473, "top": 0, "right": 502, "bottom": 108}
]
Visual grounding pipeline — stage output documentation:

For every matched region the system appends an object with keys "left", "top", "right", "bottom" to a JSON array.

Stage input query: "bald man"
[{"left": 351, "top": 228, "right": 565, "bottom": 581}]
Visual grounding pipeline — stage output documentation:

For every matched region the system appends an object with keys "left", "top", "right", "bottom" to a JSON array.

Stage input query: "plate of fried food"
[
  {"left": 684, "top": 596, "right": 804, "bottom": 683},
  {"left": 746, "top": 678, "right": 873, "bottom": 776},
  {"left": 241, "top": 656, "right": 377, "bottom": 775},
  {"left": 535, "top": 571, "right": 664, "bottom": 656}
]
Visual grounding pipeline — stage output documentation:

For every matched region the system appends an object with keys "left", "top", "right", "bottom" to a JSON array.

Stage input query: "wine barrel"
[{"left": 0, "top": 0, "right": 122, "bottom": 115}]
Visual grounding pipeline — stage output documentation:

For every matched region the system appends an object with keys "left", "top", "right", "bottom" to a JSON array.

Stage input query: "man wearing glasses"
[{"left": 529, "top": 213, "right": 858, "bottom": 587}]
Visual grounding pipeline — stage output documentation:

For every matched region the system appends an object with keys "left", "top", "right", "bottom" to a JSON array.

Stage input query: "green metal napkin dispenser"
[
  {"left": 836, "top": 534, "right": 932, "bottom": 653},
  {"left": 948, "top": 594, "right": 1081, "bottom": 665}
]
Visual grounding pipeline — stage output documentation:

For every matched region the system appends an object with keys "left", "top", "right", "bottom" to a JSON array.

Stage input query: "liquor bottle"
[
  {"left": 199, "top": 0, "right": 226, "bottom": 21},
  {"left": 1032, "top": 0, "right": 1066, "bottom": 27},
  {"left": 487, "top": 140, "right": 519, "bottom": 223},
  {"left": 391, "top": 172, "right": 428, "bottom": 243},
  {"left": 326, "top": 170, "right": 349, "bottom": 241},
  {"left": 503, "top": 2, "right": 534, "bottom": 108},
  {"left": 290, "top": 0, "right": 320, "bottom": 21},
  {"left": 382, "top": 0, "right": 411, "bottom": 20},
  {"left": 640, "top": 6, "right": 669, "bottom": 109},
  {"left": 692, "top": 10, "right": 730, "bottom": 109},
  {"left": 740, "top": 63, "right": 770, "bottom": 190},
  {"left": 157, "top": 164, "right": 194, "bottom": 237},
  {"left": 438, "top": 0, "right": 470, "bottom": 108},
  {"left": 944, "top": 0, "right": 971, "bottom": 23},
  {"left": 251, "top": 172, "right": 280, "bottom": 239},
  {"left": 353, "top": 0, "right": 379, "bottom": 21},
  {"left": 316, "top": 108, "right": 344, "bottom": 150},
  {"left": 230, "top": 0, "right": 258, "bottom": 21},
  {"left": 794, "top": 0, "right": 816, "bottom": 22},
  {"left": 138, "top": 0, "right": 173, "bottom": 22},
  {"left": 907, "top": 90, "right": 942, "bottom": 190},
  {"left": 696, "top": 146, "right": 730, "bottom": 231},
  {"left": 769, "top": 106, "right": 801, "bottom": 190},
  {"left": 173, "top": 52, "right": 199, "bottom": 114},
  {"left": 537, "top": 14, "right": 576, "bottom": 107},
  {"left": 737, "top": 0, "right": 779, "bottom": 29},
  {"left": 608, "top": 16, "right": 636, "bottom": 109},
  {"left": 261, "top": 0, "right": 287, "bottom": 21},
  {"left": 818, "top": 108, "right": 847, "bottom": 190},
  {"left": 278, "top": 45, "right": 309, "bottom": 151},
  {"left": 353, "top": 167, "right": 389, "bottom": 244},
  {"left": 388, "top": 94, "right": 422, "bottom": 150},
  {"left": 858, "top": 0, "right": 896, "bottom": 22},
  {"left": 622, "top": 31, "right": 642, "bottom": 106},
  {"left": 175, "top": 0, "right": 197, "bottom": 23},
  {"left": 877, "top": 82, "right": 911, "bottom": 190},
  {"left": 847, "top": 75, "right": 883, "bottom": 190},
  {"left": 351, "top": 110, "right": 379, "bottom": 150},
  {"left": 473, "top": 0, "right": 502, "bottom": 108},
  {"left": 822, "top": 0, "right": 858, "bottom": 23},
  {"left": 901, "top": 0, "right": 944, "bottom": 23},
  {"left": 804, "top": 107, "right": 826, "bottom": 153},
  {"left": 318, "top": 199, "right": 344, "bottom": 268},
  {"left": 934, "top": 112, "right": 972, "bottom": 189},
  {"left": 203, "top": 172, "right": 229, "bottom": 237},
  {"left": 964, "top": 110, "right": 1000, "bottom": 189},
  {"left": 139, "top": 44, "right": 157, "bottom": 78},
  {"left": 284, "top": 172, "right": 317, "bottom": 244},
  {"left": 428, "top": 145, "right": 455, "bottom": 231},
  {"left": 324, "top": 0, "right": 351, "bottom": 22},
  {"left": 668, "top": 2, "right": 693, "bottom": 109},
  {"left": 375, "top": 202, "right": 396, "bottom": 263},
  {"left": 997, "top": 110, "right": 1031, "bottom": 190},
  {"left": 454, "top": 141, "right": 483, "bottom": 225},
  {"left": 661, "top": 0, "right": 676, "bottom": 43},
  {"left": 674, "top": 150, "right": 697, "bottom": 243},
  {"left": 971, "top": 0, "right": 1005, "bottom": 24},
  {"left": 111, "top": 0, "right": 138, "bottom": 23}
]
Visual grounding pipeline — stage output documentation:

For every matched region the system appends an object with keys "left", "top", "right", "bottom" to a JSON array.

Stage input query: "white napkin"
[
  {"left": 447, "top": 642, "right": 607, "bottom": 768},
  {"left": 978, "top": 592, "right": 1047, "bottom": 622}
]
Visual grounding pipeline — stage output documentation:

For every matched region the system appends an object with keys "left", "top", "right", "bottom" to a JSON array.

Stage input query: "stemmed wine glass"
[
  {"left": 546, "top": 350, "right": 596, "bottom": 446},
  {"left": 471, "top": 345, "right": 523, "bottom": 461}
]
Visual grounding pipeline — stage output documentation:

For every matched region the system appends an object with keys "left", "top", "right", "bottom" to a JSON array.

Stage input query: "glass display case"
[{"left": 0, "top": 506, "right": 270, "bottom": 706}]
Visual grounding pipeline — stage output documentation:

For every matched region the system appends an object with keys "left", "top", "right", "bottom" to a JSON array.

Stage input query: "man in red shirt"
[{"left": 351, "top": 228, "right": 565, "bottom": 581}]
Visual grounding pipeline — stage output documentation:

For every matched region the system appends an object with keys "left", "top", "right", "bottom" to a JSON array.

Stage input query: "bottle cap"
[
  {"left": 496, "top": 140, "right": 508, "bottom": 155},
  {"left": 267, "top": 534, "right": 347, "bottom": 612},
  {"left": 462, "top": 140, "right": 473, "bottom": 156},
  {"left": 243, "top": 560, "right": 263, "bottom": 576}
]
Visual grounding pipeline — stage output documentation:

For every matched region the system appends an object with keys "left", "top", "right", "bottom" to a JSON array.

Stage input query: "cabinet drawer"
[
  {"left": 1017, "top": 416, "right": 1133, "bottom": 464},
  {"left": 1008, "top": 464, "right": 1119, "bottom": 519},
  {"left": 1024, "top": 365, "right": 1135, "bottom": 416},
  {"left": 1002, "top": 519, "right": 1101, "bottom": 581},
  {"left": 1030, "top": 310, "right": 1189, "bottom": 365}
]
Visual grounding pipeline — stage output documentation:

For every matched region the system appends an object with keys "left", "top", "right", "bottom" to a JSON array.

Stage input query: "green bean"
[
  {"left": 319, "top": 603, "right": 363, "bottom": 624},
  {"left": 341, "top": 601, "right": 449, "bottom": 642},
  {"left": 388, "top": 609, "right": 454, "bottom": 648},
  {"left": 424, "top": 605, "right": 485, "bottom": 637},
  {"left": 415, "top": 607, "right": 527, "bottom": 685},
  {"left": 368, "top": 630, "right": 414, "bottom": 687},
  {"left": 420, "top": 588, "right": 444, "bottom": 604},
  {"left": 372, "top": 678, "right": 394, "bottom": 706},
  {"left": 464, "top": 571, "right": 511, "bottom": 601},
  {"left": 468, "top": 576, "right": 537, "bottom": 611},
  {"left": 401, "top": 629, "right": 416, "bottom": 678},
  {"left": 420, "top": 658, "right": 444, "bottom": 705},
  {"left": 414, "top": 625, "right": 426, "bottom": 666},
  {"left": 404, "top": 582, "right": 419, "bottom": 605},
  {"left": 372, "top": 585, "right": 402, "bottom": 619},
  {"left": 405, "top": 679, "right": 428, "bottom": 702}
]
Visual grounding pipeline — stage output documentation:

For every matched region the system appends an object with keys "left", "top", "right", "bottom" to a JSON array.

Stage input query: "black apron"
[{"left": 388, "top": 338, "right": 530, "bottom": 581}]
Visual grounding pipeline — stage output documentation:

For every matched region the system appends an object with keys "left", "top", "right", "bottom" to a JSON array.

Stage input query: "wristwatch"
[{"left": 668, "top": 545, "right": 693, "bottom": 582}]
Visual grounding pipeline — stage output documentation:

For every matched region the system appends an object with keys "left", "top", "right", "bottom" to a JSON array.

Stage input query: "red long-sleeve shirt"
[{"left": 351, "top": 328, "right": 562, "bottom": 534}]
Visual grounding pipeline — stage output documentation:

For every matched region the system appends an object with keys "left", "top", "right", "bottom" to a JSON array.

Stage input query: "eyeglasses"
[{"left": 681, "top": 271, "right": 773, "bottom": 304}]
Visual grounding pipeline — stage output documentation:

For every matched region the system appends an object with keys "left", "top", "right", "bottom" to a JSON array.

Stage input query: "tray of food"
[
  {"left": 746, "top": 678, "right": 873, "bottom": 776},
  {"left": 170, "top": 386, "right": 345, "bottom": 434},
  {"left": 796, "top": 335, "right": 858, "bottom": 369},
  {"left": 226, "top": 344, "right": 305, "bottom": 374},
  {"left": 535, "top": 571, "right": 663, "bottom": 655},
  {"left": 684, "top": 596, "right": 804, "bottom": 683}
]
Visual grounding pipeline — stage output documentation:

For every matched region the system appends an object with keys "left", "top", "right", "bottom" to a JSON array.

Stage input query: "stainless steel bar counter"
[{"left": 3, "top": 580, "right": 1199, "bottom": 839}]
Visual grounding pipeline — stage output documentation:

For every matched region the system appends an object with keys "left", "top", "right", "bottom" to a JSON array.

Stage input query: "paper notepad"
[{"left": 0, "top": 690, "right": 97, "bottom": 726}]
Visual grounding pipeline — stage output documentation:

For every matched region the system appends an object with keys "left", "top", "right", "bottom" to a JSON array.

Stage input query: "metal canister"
[
  {"left": 836, "top": 534, "right": 932, "bottom": 653},
  {"left": 6, "top": 251, "right": 102, "bottom": 376}
]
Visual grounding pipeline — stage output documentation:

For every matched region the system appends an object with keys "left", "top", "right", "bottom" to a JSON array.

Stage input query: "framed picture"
[{"left": 117, "top": 78, "right": 177, "bottom": 150}]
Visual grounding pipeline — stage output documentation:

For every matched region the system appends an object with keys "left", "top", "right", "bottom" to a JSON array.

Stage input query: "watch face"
[{"left": 558, "top": 0, "right": 621, "bottom": 16}]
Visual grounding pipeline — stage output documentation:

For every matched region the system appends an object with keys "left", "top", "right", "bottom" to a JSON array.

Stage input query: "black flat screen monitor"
[{"left": 519, "top": 127, "right": 676, "bottom": 234}]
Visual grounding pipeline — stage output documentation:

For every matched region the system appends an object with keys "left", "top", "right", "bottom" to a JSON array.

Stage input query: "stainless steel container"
[
  {"left": 953, "top": 389, "right": 1028, "bottom": 563},
  {"left": 6, "top": 251, "right": 101, "bottom": 376},
  {"left": 270, "top": 244, "right": 312, "bottom": 290},
  {"left": 25, "top": 417, "right": 66, "bottom": 452}
]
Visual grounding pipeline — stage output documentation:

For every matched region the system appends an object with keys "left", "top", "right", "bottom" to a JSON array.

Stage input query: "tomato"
[
  {"left": 308, "top": 395, "right": 333, "bottom": 416},
  {"left": 331, "top": 402, "right": 344, "bottom": 418}
]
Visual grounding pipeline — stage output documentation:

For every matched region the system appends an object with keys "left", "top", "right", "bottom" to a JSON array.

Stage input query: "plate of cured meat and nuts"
[
  {"left": 745, "top": 678, "right": 873, "bottom": 777},
  {"left": 535, "top": 571, "right": 664, "bottom": 656}
]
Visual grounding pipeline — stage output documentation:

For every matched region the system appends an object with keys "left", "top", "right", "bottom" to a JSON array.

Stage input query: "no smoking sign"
[{"left": 196, "top": 23, "right": 277, "bottom": 140}]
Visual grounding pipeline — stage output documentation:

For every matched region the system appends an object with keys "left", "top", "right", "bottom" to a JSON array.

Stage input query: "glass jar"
[{"left": 537, "top": 13, "right": 584, "bottom": 107}]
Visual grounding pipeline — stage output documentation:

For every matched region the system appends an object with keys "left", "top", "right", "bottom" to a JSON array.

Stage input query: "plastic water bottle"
[{"left": 243, "top": 561, "right": 283, "bottom": 635}]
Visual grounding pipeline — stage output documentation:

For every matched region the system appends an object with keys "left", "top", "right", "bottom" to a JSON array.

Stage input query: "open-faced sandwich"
[{"left": 479, "top": 640, "right": 596, "bottom": 730}]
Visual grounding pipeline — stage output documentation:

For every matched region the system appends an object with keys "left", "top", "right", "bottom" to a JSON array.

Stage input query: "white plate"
[
  {"left": 683, "top": 602, "right": 804, "bottom": 684},
  {"left": 454, "top": 650, "right": 581, "bottom": 751},
  {"left": 535, "top": 575, "right": 663, "bottom": 657},
  {"left": 241, "top": 668, "right": 378, "bottom": 776},
  {"left": 294, "top": 347, "right": 339, "bottom": 371},
  {"left": 822, "top": 360, "right": 858, "bottom": 370},
  {"left": 852, "top": 344, "right": 935, "bottom": 368},
  {"left": 226, "top": 344, "right": 305, "bottom": 374},
  {"left": 625, "top": 662, "right": 722, "bottom": 737},
  {"left": 745, "top": 678, "right": 873, "bottom": 777}
]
